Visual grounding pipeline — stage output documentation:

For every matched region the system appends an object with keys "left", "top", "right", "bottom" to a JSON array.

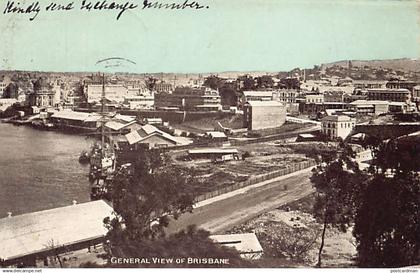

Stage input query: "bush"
[{"left": 242, "top": 151, "right": 251, "bottom": 160}]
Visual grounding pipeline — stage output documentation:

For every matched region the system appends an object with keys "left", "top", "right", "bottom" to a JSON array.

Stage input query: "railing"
[{"left": 194, "top": 159, "right": 316, "bottom": 203}]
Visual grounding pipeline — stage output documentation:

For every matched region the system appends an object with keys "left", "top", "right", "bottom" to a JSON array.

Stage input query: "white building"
[
  {"left": 124, "top": 94, "right": 154, "bottom": 109},
  {"left": 85, "top": 84, "right": 128, "bottom": 103},
  {"left": 321, "top": 115, "right": 356, "bottom": 140},
  {"left": 305, "top": 93, "right": 324, "bottom": 104}
]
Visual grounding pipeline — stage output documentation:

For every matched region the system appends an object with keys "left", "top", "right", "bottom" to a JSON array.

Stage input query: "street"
[{"left": 167, "top": 168, "right": 314, "bottom": 234}]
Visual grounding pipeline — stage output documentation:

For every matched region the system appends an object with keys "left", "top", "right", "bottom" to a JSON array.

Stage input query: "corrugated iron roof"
[{"left": 0, "top": 200, "right": 113, "bottom": 261}]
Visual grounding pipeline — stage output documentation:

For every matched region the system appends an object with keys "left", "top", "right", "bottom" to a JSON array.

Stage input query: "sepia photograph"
[{"left": 0, "top": 0, "right": 419, "bottom": 270}]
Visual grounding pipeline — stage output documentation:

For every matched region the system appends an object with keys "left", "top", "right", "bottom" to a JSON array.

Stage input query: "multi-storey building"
[
  {"left": 84, "top": 84, "right": 128, "bottom": 103},
  {"left": 155, "top": 86, "right": 221, "bottom": 111},
  {"left": 353, "top": 80, "right": 387, "bottom": 90},
  {"left": 305, "top": 93, "right": 324, "bottom": 104},
  {"left": 273, "top": 89, "right": 297, "bottom": 103},
  {"left": 243, "top": 100, "right": 286, "bottom": 131},
  {"left": 321, "top": 115, "right": 356, "bottom": 140},
  {"left": 367, "top": 88, "right": 411, "bottom": 103},
  {"left": 28, "top": 78, "right": 57, "bottom": 107}
]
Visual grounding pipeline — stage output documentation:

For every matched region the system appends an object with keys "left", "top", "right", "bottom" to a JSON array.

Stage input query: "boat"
[{"left": 86, "top": 73, "right": 117, "bottom": 201}]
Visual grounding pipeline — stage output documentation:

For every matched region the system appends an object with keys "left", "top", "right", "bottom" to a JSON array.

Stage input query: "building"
[
  {"left": 0, "top": 200, "right": 113, "bottom": 267},
  {"left": 324, "top": 90, "right": 345, "bottom": 103},
  {"left": 386, "top": 79, "right": 418, "bottom": 91},
  {"left": 299, "top": 102, "right": 347, "bottom": 116},
  {"left": 353, "top": 80, "right": 387, "bottom": 90},
  {"left": 0, "top": 76, "right": 12, "bottom": 97},
  {"left": 273, "top": 89, "right": 297, "bottom": 103},
  {"left": 204, "top": 131, "right": 228, "bottom": 142},
  {"left": 210, "top": 233, "right": 263, "bottom": 260},
  {"left": 243, "top": 100, "right": 286, "bottom": 131},
  {"left": 367, "top": 88, "right": 411, "bottom": 103},
  {"left": 187, "top": 148, "right": 239, "bottom": 161},
  {"left": 321, "top": 115, "right": 356, "bottom": 140},
  {"left": 305, "top": 93, "right": 324, "bottom": 104},
  {"left": 412, "top": 85, "right": 420, "bottom": 102},
  {"left": 348, "top": 100, "right": 389, "bottom": 115},
  {"left": 84, "top": 84, "right": 128, "bottom": 103},
  {"left": 124, "top": 124, "right": 188, "bottom": 149},
  {"left": 154, "top": 82, "right": 174, "bottom": 93},
  {"left": 123, "top": 95, "right": 154, "bottom": 109},
  {"left": 50, "top": 110, "right": 101, "bottom": 131},
  {"left": 155, "top": 86, "right": 221, "bottom": 111},
  {"left": 242, "top": 91, "right": 273, "bottom": 104},
  {"left": 28, "top": 78, "right": 57, "bottom": 107}
]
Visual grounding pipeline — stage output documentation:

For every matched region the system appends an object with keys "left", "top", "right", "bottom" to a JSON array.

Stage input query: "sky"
[{"left": 0, "top": 0, "right": 419, "bottom": 73}]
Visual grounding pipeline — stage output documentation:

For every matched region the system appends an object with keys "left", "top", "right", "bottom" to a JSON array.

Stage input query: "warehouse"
[{"left": 243, "top": 100, "right": 286, "bottom": 131}]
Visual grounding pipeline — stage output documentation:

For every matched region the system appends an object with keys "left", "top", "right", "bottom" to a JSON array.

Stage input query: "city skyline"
[{"left": 0, "top": 0, "right": 419, "bottom": 73}]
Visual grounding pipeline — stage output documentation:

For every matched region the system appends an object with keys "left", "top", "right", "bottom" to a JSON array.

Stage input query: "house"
[
  {"left": 205, "top": 131, "right": 228, "bottom": 142},
  {"left": 243, "top": 100, "right": 286, "bottom": 131},
  {"left": 0, "top": 200, "right": 113, "bottom": 267},
  {"left": 321, "top": 115, "right": 356, "bottom": 140},
  {"left": 209, "top": 233, "right": 263, "bottom": 260}
]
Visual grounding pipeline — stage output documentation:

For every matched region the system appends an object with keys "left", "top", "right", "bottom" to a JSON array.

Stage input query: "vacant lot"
[{"left": 228, "top": 194, "right": 357, "bottom": 268}]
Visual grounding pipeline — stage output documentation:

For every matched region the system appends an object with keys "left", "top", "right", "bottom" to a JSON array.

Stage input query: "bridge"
[{"left": 350, "top": 123, "right": 420, "bottom": 140}]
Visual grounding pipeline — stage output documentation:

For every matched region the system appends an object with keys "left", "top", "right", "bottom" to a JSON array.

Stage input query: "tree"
[
  {"left": 145, "top": 76, "right": 157, "bottom": 91},
  {"left": 203, "top": 75, "right": 222, "bottom": 90},
  {"left": 105, "top": 149, "right": 195, "bottom": 241},
  {"left": 102, "top": 148, "right": 249, "bottom": 267},
  {"left": 353, "top": 137, "right": 420, "bottom": 267},
  {"left": 256, "top": 75, "right": 274, "bottom": 89},
  {"left": 310, "top": 143, "right": 366, "bottom": 267}
]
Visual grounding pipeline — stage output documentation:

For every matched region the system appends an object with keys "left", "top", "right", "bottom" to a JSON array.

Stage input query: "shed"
[
  {"left": 210, "top": 233, "right": 263, "bottom": 260},
  {"left": 0, "top": 200, "right": 113, "bottom": 267}
]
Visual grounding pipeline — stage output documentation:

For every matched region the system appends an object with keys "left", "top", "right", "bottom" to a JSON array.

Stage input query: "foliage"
[
  {"left": 353, "top": 137, "right": 420, "bottom": 267},
  {"left": 103, "top": 148, "right": 249, "bottom": 267},
  {"left": 310, "top": 142, "right": 366, "bottom": 267},
  {"left": 203, "top": 75, "right": 222, "bottom": 90},
  {"left": 105, "top": 148, "right": 195, "bottom": 241}
]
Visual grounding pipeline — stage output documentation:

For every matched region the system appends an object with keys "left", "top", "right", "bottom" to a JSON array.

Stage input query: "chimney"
[
  {"left": 72, "top": 200, "right": 77, "bottom": 206},
  {"left": 7, "top": 212, "right": 12, "bottom": 218}
]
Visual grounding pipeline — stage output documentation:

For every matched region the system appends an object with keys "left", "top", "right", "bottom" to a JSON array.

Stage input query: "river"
[{"left": 0, "top": 123, "right": 94, "bottom": 218}]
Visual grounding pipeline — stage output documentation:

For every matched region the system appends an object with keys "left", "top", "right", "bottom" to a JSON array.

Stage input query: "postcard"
[{"left": 0, "top": 0, "right": 419, "bottom": 270}]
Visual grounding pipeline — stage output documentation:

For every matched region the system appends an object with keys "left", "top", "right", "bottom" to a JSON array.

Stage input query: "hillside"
[{"left": 322, "top": 58, "right": 420, "bottom": 72}]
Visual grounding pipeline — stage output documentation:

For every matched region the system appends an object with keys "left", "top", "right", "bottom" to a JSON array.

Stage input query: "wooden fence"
[{"left": 194, "top": 159, "right": 316, "bottom": 203}]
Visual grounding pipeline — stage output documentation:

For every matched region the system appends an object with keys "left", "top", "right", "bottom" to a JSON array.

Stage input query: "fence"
[{"left": 194, "top": 159, "right": 316, "bottom": 203}]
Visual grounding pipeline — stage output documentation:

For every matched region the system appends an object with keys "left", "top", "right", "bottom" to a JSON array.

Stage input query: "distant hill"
[{"left": 322, "top": 58, "right": 420, "bottom": 72}]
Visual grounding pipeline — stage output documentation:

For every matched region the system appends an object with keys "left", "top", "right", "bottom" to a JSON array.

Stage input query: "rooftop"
[
  {"left": 210, "top": 233, "right": 263, "bottom": 255},
  {"left": 0, "top": 200, "right": 113, "bottom": 262},
  {"left": 245, "top": 100, "right": 284, "bottom": 107},
  {"left": 243, "top": 91, "right": 273, "bottom": 97},
  {"left": 51, "top": 110, "right": 101, "bottom": 122},
  {"left": 322, "top": 115, "right": 355, "bottom": 122},
  {"left": 188, "top": 148, "right": 239, "bottom": 154}
]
